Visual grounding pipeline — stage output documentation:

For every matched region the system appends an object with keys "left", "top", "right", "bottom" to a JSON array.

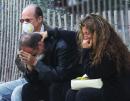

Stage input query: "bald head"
[
  {"left": 22, "top": 5, "right": 35, "bottom": 17},
  {"left": 22, "top": 4, "right": 43, "bottom": 18},
  {"left": 21, "top": 4, "right": 43, "bottom": 32}
]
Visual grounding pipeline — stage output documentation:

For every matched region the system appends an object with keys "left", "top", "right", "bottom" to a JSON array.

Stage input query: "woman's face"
[
  {"left": 81, "top": 26, "right": 93, "bottom": 48},
  {"left": 82, "top": 26, "right": 92, "bottom": 41}
]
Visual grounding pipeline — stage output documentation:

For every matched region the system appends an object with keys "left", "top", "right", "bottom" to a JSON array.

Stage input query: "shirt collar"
[
  {"left": 36, "top": 54, "right": 44, "bottom": 61},
  {"left": 40, "top": 24, "right": 44, "bottom": 32}
]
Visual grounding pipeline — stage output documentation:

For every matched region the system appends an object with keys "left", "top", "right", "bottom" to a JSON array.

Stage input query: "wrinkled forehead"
[{"left": 22, "top": 6, "right": 36, "bottom": 19}]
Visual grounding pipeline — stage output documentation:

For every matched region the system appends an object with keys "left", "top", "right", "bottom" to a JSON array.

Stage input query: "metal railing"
[{"left": 0, "top": 0, "right": 31, "bottom": 81}]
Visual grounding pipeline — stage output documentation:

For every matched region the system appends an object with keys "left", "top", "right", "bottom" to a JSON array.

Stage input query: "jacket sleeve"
[
  {"left": 83, "top": 49, "right": 117, "bottom": 79},
  {"left": 15, "top": 55, "right": 26, "bottom": 73},
  {"left": 24, "top": 36, "right": 83, "bottom": 84},
  {"left": 47, "top": 28, "right": 77, "bottom": 44}
]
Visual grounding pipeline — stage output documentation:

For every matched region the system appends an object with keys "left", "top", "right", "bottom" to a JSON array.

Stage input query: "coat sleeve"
[
  {"left": 37, "top": 43, "right": 81, "bottom": 83},
  {"left": 24, "top": 30, "right": 83, "bottom": 84},
  {"left": 47, "top": 28, "right": 77, "bottom": 45}
]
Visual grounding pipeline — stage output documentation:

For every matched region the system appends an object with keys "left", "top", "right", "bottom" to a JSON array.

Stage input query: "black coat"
[
  {"left": 24, "top": 29, "right": 83, "bottom": 84},
  {"left": 82, "top": 48, "right": 130, "bottom": 101}
]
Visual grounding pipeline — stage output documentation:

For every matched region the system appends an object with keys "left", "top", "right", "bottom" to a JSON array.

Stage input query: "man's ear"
[{"left": 38, "top": 16, "right": 43, "bottom": 23}]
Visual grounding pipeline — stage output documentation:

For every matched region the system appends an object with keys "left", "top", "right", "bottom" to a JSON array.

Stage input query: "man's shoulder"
[
  {"left": 57, "top": 29, "right": 77, "bottom": 46},
  {"left": 43, "top": 22, "right": 52, "bottom": 31},
  {"left": 46, "top": 28, "right": 78, "bottom": 47}
]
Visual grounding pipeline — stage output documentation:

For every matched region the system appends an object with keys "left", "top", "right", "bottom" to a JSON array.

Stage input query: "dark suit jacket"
[{"left": 24, "top": 29, "right": 83, "bottom": 84}]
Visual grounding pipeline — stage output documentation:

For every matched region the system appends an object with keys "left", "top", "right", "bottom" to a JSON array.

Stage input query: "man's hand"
[
  {"left": 39, "top": 31, "right": 48, "bottom": 42},
  {"left": 19, "top": 50, "right": 36, "bottom": 71},
  {"left": 82, "top": 39, "right": 92, "bottom": 48}
]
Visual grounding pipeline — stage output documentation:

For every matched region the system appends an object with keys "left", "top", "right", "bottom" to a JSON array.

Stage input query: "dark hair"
[
  {"left": 35, "top": 6, "right": 43, "bottom": 18},
  {"left": 78, "top": 14, "right": 130, "bottom": 73},
  {"left": 19, "top": 32, "right": 42, "bottom": 49}
]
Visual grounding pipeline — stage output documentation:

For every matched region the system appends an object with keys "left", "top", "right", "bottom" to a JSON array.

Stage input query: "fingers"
[
  {"left": 82, "top": 39, "right": 92, "bottom": 48},
  {"left": 18, "top": 50, "right": 36, "bottom": 65},
  {"left": 19, "top": 50, "right": 30, "bottom": 57},
  {"left": 89, "top": 40, "right": 92, "bottom": 47},
  {"left": 39, "top": 31, "right": 48, "bottom": 42},
  {"left": 19, "top": 51, "right": 29, "bottom": 62},
  {"left": 19, "top": 54, "right": 30, "bottom": 63}
]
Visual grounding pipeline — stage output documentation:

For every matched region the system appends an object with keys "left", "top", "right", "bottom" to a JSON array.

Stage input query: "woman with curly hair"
[{"left": 65, "top": 14, "right": 130, "bottom": 101}]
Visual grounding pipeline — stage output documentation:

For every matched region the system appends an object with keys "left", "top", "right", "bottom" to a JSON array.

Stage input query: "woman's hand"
[{"left": 82, "top": 39, "right": 92, "bottom": 48}]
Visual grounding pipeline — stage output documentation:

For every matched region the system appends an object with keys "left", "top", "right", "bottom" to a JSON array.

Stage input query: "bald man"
[
  {"left": 0, "top": 4, "right": 50, "bottom": 101},
  {"left": 20, "top": 4, "right": 50, "bottom": 33}
]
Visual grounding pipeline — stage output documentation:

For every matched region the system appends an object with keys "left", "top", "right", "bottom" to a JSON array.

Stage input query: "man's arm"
[
  {"left": 25, "top": 41, "right": 82, "bottom": 84},
  {"left": 24, "top": 30, "right": 83, "bottom": 84},
  {"left": 40, "top": 28, "right": 77, "bottom": 44}
]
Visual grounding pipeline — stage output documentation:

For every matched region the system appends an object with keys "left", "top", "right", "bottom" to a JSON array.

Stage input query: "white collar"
[
  {"left": 40, "top": 24, "right": 44, "bottom": 32},
  {"left": 36, "top": 54, "right": 44, "bottom": 61}
]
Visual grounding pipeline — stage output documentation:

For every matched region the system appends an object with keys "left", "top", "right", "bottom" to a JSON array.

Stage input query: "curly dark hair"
[{"left": 78, "top": 14, "right": 130, "bottom": 73}]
